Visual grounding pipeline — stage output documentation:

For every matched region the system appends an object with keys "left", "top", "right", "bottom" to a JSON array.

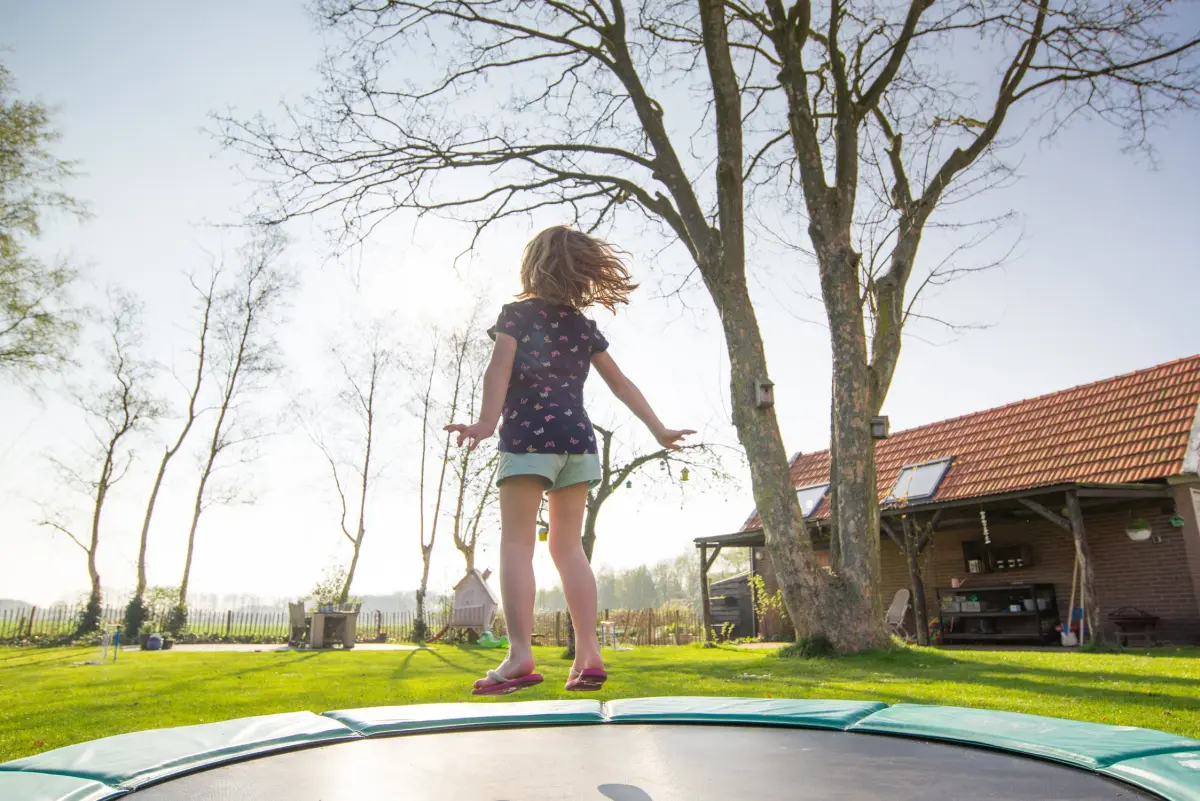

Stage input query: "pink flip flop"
[
  {"left": 471, "top": 669, "right": 544, "bottom": 696},
  {"left": 565, "top": 668, "right": 608, "bottom": 692}
]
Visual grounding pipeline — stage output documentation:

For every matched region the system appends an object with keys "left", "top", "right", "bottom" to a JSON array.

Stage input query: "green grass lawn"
[{"left": 2, "top": 643, "right": 1199, "bottom": 763}]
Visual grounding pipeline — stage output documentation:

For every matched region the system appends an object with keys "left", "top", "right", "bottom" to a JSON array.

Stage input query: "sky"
[{"left": 1, "top": 2, "right": 1197, "bottom": 608}]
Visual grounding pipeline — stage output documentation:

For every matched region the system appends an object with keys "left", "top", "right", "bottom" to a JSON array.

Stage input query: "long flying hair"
[{"left": 519, "top": 226, "right": 638, "bottom": 312}]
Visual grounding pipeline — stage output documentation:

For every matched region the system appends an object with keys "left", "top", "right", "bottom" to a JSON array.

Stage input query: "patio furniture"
[
  {"left": 1108, "top": 606, "right": 1158, "bottom": 647},
  {"left": 310, "top": 604, "right": 360, "bottom": 649},
  {"left": 287, "top": 602, "right": 310, "bottom": 648},
  {"left": 885, "top": 589, "right": 911, "bottom": 640}
]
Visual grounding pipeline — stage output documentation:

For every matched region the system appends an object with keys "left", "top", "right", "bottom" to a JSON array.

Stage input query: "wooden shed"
[
  {"left": 450, "top": 568, "right": 499, "bottom": 635},
  {"left": 709, "top": 574, "right": 755, "bottom": 639}
]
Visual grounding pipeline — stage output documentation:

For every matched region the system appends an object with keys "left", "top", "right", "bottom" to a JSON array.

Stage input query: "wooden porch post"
[
  {"left": 699, "top": 545, "right": 713, "bottom": 646},
  {"left": 1065, "top": 490, "right": 1100, "bottom": 644}
]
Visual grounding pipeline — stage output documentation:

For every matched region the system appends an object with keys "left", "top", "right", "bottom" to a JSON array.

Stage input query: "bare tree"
[
  {"left": 881, "top": 513, "right": 934, "bottom": 645},
  {"left": 123, "top": 270, "right": 218, "bottom": 638},
  {"left": 562, "top": 422, "right": 735, "bottom": 656},
  {"left": 448, "top": 338, "right": 501, "bottom": 575},
  {"left": 221, "top": 0, "right": 1198, "bottom": 651},
  {"left": 309, "top": 325, "right": 394, "bottom": 604},
  {"left": 41, "top": 290, "right": 160, "bottom": 634},
  {"left": 171, "top": 231, "right": 292, "bottom": 631},
  {"left": 221, "top": 0, "right": 847, "bottom": 649}
]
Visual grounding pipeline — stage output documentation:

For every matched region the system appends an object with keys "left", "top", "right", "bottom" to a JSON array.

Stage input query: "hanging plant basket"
[{"left": 1126, "top": 518, "right": 1152, "bottom": 542}]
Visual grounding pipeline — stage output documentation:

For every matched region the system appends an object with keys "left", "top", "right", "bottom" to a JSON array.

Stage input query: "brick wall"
[{"left": 750, "top": 497, "right": 1200, "bottom": 644}]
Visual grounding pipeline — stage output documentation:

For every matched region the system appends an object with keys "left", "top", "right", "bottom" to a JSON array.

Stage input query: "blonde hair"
[{"left": 519, "top": 226, "right": 638, "bottom": 312}]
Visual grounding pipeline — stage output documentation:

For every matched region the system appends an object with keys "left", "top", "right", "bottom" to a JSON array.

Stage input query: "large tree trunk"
[
  {"left": 817, "top": 243, "right": 888, "bottom": 648},
  {"left": 705, "top": 273, "right": 844, "bottom": 644}
]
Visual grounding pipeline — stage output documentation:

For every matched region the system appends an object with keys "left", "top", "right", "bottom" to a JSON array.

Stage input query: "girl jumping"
[{"left": 445, "top": 225, "right": 692, "bottom": 695}]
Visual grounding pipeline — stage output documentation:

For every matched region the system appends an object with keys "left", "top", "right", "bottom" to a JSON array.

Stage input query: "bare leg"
[
  {"left": 547, "top": 482, "right": 604, "bottom": 673},
  {"left": 477, "top": 475, "right": 543, "bottom": 688}
]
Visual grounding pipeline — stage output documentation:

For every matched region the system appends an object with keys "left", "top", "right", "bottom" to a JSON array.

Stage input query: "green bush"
[
  {"left": 776, "top": 635, "right": 835, "bottom": 659},
  {"left": 122, "top": 597, "right": 149, "bottom": 640}
]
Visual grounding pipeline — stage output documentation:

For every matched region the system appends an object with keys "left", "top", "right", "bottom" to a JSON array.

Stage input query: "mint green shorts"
[{"left": 497, "top": 452, "right": 602, "bottom": 491}]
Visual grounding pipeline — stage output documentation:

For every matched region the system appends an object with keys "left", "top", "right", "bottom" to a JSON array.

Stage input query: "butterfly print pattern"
[{"left": 487, "top": 298, "right": 609, "bottom": 454}]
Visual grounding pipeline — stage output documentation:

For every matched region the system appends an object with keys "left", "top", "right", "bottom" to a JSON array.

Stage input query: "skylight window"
[
  {"left": 796, "top": 483, "right": 830, "bottom": 519},
  {"left": 886, "top": 458, "right": 952, "bottom": 504}
]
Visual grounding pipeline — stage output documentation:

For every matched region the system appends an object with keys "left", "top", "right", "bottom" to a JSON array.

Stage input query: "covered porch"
[{"left": 697, "top": 480, "right": 1200, "bottom": 647}]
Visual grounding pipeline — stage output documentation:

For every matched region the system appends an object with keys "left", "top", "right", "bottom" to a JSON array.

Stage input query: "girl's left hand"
[{"left": 444, "top": 422, "right": 494, "bottom": 450}]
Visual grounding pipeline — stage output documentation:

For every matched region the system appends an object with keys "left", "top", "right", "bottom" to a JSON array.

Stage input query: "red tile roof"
[{"left": 743, "top": 355, "right": 1200, "bottom": 529}]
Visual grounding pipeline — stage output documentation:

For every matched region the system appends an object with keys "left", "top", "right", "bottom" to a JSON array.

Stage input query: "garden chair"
[
  {"left": 287, "top": 601, "right": 310, "bottom": 648},
  {"left": 884, "top": 589, "right": 911, "bottom": 640}
]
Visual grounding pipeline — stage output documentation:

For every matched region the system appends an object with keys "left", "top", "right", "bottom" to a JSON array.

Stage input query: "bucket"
[
  {"left": 1036, "top": 598, "right": 1049, "bottom": 611},
  {"left": 1023, "top": 599, "right": 1036, "bottom": 612}
]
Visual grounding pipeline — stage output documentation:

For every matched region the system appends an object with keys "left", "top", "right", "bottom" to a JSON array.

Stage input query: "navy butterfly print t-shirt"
[{"left": 488, "top": 298, "right": 609, "bottom": 455}]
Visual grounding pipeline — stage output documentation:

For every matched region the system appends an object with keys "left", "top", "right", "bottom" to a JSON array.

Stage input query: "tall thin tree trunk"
[
  {"left": 339, "top": 365, "right": 377, "bottom": 604},
  {"left": 79, "top": 443, "right": 117, "bottom": 634},
  {"left": 901, "top": 518, "right": 929, "bottom": 646},
  {"left": 178, "top": 465, "right": 212, "bottom": 608},
  {"left": 128, "top": 273, "right": 214, "bottom": 631}
]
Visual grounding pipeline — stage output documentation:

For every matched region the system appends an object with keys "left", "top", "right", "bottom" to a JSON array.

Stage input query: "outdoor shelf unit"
[{"left": 937, "top": 583, "right": 1059, "bottom": 645}]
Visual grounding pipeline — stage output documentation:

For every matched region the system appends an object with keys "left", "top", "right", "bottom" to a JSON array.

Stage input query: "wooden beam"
[
  {"left": 880, "top": 520, "right": 902, "bottom": 548},
  {"left": 1076, "top": 486, "right": 1172, "bottom": 500},
  {"left": 1065, "top": 490, "right": 1100, "bottom": 645},
  {"left": 704, "top": 545, "right": 723, "bottom": 571},
  {"left": 699, "top": 545, "right": 714, "bottom": 647},
  {"left": 1018, "top": 498, "right": 1072, "bottom": 532}
]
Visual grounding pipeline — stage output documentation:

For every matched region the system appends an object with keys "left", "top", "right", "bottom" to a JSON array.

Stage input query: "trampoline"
[{"left": 3, "top": 697, "right": 1199, "bottom": 801}]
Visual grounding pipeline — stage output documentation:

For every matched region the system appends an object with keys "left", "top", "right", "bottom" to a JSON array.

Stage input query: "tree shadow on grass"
[
  {"left": 0, "top": 650, "right": 83, "bottom": 671},
  {"left": 390, "top": 645, "right": 489, "bottom": 680}
]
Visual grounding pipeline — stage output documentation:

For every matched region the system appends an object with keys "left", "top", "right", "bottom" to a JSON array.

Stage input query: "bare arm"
[
  {"left": 446, "top": 333, "right": 516, "bottom": 449},
  {"left": 592, "top": 351, "right": 693, "bottom": 449}
]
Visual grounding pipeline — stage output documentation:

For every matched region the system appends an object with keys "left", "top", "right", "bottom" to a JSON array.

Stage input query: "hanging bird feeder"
[
  {"left": 538, "top": 524, "right": 549, "bottom": 542},
  {"left": 681, "top": 467, "right": 690, "bottom": 482},
  {"left": 625, "top": 480, "right": 632, "bottom": 489}
]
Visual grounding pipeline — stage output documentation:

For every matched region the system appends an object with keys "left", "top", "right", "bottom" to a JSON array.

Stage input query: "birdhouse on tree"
[{"left": 450, "top": 568, "right": 499, "bottom": 635}]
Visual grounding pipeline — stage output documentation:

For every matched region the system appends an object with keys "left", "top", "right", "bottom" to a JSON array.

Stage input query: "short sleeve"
[
  {"left": 589, "top": 319, "right": 609, "bottom": 353},
  {"left": 487, "top": 304, "right": 523, "bottom": 341}
]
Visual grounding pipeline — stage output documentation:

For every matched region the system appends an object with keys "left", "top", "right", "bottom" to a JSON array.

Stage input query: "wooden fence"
[
  {"left": 0, "top": 604, "right": 701, "bottom": 646},
  {"left": 499, "top": 607, "right": 703, "bottom": 647},
  {"left": 0, "top": 605, "right": 449, "bottom": 644}
]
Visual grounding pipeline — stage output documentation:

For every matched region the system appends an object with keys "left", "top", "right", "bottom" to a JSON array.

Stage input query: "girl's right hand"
[
  {"left": 444, "top": 422, "right": 494, "bottom": 450},
  {"left": 655, "top": 428, "right": 696, "bottom": 450}
]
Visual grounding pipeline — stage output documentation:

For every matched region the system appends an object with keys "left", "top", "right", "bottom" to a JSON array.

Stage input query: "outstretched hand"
[
  {"left": 444, "top": 422, "right": 494, "bottom": 450},
  {"left": 655, "top": 428, "right": 696, "bottom": 450}
]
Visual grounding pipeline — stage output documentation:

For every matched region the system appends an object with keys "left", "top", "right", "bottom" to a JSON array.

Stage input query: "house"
[
  {"left": 696, "top": 354, "right": 1200, "bottom": 645},
  {"left": 434, "top": 569, "right": 499, "bottom": 641}
]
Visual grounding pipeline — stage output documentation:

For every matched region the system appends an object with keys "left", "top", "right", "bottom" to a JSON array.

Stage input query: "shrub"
[{"left": 776, "top": 635, "right": 835, "bottom": 659}]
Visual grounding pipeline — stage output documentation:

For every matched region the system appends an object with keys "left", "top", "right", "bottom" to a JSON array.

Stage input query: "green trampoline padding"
[
  {"left": 324, "top": 699, "right": 604, "bottom": 735},
  {"left": 851, "top": 704, "right": 1200, "bottom": 771},
  {"left": 0, "top": 771, "right": 119, "bottom": 801},
  {"left": 5, "top": 697, "right": 1200, "bottom": 801},
  {"left": 606, "top": 696, "right": 885, "bottom": 729},
  {"left": 0, "top": 711, "right": 357, "bottom": 790},
  {"left": 1102, "top": 752, "right": 1200, "bottom": 801}
]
